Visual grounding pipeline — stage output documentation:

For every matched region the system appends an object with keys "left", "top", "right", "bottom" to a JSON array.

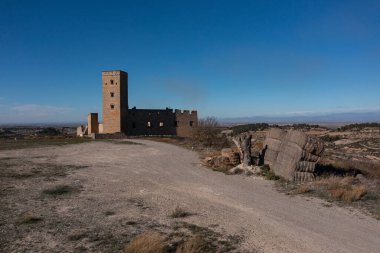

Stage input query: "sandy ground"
[{"left": 1, "top": 139, "right": 380, "bottom": 253}]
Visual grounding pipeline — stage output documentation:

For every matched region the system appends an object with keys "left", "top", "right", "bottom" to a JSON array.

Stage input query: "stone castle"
[{"left": 77, "top": 70, "right": 198, "bottom": 137}]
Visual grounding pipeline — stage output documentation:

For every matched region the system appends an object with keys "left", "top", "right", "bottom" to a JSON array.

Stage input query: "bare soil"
[{"left": 1, "top": 139, "right": 380, "bottom": 252}]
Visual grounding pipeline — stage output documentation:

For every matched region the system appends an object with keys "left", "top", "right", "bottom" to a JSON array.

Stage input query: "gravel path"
[{"left": 2, "top": 139, "right": 379, "bottom": 253}]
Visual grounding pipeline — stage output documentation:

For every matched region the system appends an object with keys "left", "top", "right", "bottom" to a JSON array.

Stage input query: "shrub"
[
  {"left": 320, "top": 135, "right": 342, "bottom": 142},
  {"left": 124, "top": 232, "right": 166, "bottom": 253},
  {"left": 260, "top": 165, "right": 280, "bottom": 180},
  {"left": 192, "top": 117, "right": 227, "bottom": 148}
]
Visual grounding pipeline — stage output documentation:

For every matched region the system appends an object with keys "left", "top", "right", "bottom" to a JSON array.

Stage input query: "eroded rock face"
[{"left": 263, "top": 128, "right": 324, "bottom": 182}]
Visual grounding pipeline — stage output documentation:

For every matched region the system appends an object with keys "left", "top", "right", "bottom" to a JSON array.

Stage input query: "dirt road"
[{"left": 1, "top": 139, "right": 379, "bottom": 252}]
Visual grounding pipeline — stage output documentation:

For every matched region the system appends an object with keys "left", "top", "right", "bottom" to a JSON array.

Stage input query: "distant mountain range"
[{"left": 219, "top": 111, "right": 380, "bottom": 126}]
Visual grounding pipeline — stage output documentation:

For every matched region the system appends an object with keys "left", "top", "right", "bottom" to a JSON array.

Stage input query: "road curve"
[{"left": 5, "top": 139, "right": 380, "bottom": 252}]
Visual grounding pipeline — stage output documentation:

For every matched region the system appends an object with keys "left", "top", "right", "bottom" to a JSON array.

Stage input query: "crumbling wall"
[
  {"left": 264, "top": 128, "right": 324, "bottom": 181},
  {"left": 127, "top": 108, "right": 177, "bottom": 136},
  {"left": 126, "top": 108, "right": 198, "bottom": 137}
]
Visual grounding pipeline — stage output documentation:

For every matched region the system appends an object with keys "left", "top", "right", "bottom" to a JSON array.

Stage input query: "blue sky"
[{"left": 0, "top": 0, "right": 380, "bottom": 123}]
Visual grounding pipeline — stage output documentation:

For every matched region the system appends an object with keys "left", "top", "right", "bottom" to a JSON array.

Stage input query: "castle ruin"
[{"left": 77, "top": 70, "right": 198, "bottom": 138}]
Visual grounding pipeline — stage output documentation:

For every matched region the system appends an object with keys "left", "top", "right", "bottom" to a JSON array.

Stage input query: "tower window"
[
  {"left": 147, "top": 121, "right": 151, "bottom": 127},
  {"left": 132, "top": 122, "right": 136, "bottom": 128},
  {"left": 110, "top": 80, "right": 114, "bottom": 85},
  {"left": 174, "top": 121, "right": 178, "bottom": 127},
  {"left": 110, "top": 92, "right": 114, "bottom": 97},
  {"left": 159, "top": 122, "right": 164, "bottom": 127},
  {"left": 189, "top": 121, "right": 194, "bottom": 127},
  {"left": 110, "top": 104, "right": 115, "bottom": 109}
]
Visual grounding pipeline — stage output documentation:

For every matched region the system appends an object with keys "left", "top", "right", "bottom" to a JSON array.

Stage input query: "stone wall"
[
  {"left": 102, "top": 70, "right": 128, "bottom": 133},
  {"left": 87, "top": 113, "right": 99, "bottom": 134},
  {"left": 175, "top": 109, "right": 198, "bottom": 138},
  {"left": 126, "top": 107, "right": 197, "bottom": 137}
]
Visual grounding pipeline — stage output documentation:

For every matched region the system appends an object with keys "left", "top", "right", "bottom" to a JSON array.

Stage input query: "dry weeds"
[
  {"left": 279, "top": 175, "right": 380, "bottom": 219},
  {"left": 124, "top": 231, "right": 166, "bottom": 253},
  {"left": 175, "top": 236, "right": 207, "bottom": 253},
  {"left": 16, "top": 213, "right": 42, "bottom": 225},
  {"left": 170, "top": 206, "right": 191, "bottom": 218},
  {"left": 296, "top": 176, "right": 368, "bottom": 203}
]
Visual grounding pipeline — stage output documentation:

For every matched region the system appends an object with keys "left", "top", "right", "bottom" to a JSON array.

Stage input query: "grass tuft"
[
  {"left": 124, "top": 231, "right": 166, "bottom": 253},
  {"left": 16, "top": 213, "right": 42, "bottom": 225},
  {"left": 68, "top": 230, "right": 87, "bottom": 241},
  {"left": 330, "top": 185, "right": 367, "bottom": 202},
  {"left": 42, "top": 185, "right": 76, "bottom": 196},
  {"left": 170, "top": 207, "right": 191, "bottom": 218}
]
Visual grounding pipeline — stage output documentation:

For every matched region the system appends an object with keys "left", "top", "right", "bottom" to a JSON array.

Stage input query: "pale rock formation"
[{"left": 263, "top": 128, "right": 324, "bottom": 182}]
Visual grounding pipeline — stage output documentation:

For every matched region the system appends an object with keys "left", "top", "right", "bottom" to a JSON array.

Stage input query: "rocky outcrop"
[{"left": 263, "top": 128, "right": 324, "bottom": 182}]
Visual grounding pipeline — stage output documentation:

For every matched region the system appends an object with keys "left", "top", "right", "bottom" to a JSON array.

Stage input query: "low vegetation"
[
  {"left": 170, "top": 206, "right": 191, "bottom": 218},
  {"left": 67, "top": 230, "right": 88, "bottom": 241},
  {"left": 16, "top": 213, "right": 43, "bottom": 225},
  {"left": 192, "top": 117, "right": 228, "bottom": 148},
  {"left": 318, "top": 159, "right": 380, "bottom": 179},
  {"left": 42, "top": 185, "right": 77, "bottom": 196},
  {"left": 337, "top": 122, "right": 380, "bottom": 131},
  {"left": 292, "top": 177, "right": 367, "bottom": 202},
  {"left": 175, "top": 236, "right": 208, "bottom": 253},
  {"left": 0, "top": 137, "right": 91, "bottom": 150},
  {"left": 124, "top": 232, "right": 166, "bottom": 253},
  {"left": 259, "top": 165, "right": 280, "bottom": 181},
  {"left": 231, "top": 123, "right": 269, "bottom": 135},
  {"left": 290, "top": 123, "right": 320, "bottom": 130},
  {"left": 320, "top": 135, "right": 342, "bottom": 142},
  {"left": 277, "top": 175, "right": 380, "bottom": 219}
]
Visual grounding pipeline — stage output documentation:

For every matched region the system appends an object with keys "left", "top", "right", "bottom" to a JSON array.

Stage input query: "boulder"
[{"left": 263, "top": 128, "right": 324, "bottom": 182}]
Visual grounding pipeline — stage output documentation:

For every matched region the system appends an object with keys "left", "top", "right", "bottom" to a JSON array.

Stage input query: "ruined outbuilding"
[{"left": 78, "top": 70, "right": 198, "bottom": 138}]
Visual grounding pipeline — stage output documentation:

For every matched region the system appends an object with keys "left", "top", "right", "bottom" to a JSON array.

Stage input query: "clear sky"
[{"left": 1, "top": 0, "right": 380, "bottom": 124}]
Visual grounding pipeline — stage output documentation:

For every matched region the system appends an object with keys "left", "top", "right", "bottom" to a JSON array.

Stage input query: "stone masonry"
[{"left": 80, "top": 70, "right": 198, "bottom": 138}]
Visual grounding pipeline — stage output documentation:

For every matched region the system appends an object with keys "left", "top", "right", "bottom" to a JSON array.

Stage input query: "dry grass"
[
  {"left": 16, "top": 213, "right": 42, "bottom": 225},
  {"left": 0, "top": 137, "right": 91, "bottom": 150},
  {"left": 175, "top": 236, "right": 207, "bottom": 253},
  {"left": 330, "top": 185, "right": 367, "bottom": 202},
  {"left": 278, "top": 175, "right": 380, "bottom": 219},
  {"left": 67, "top": 229, "right": 87, "bottom": 241},
  {"left": 290, "top": 184, "right": 312, "bottom": 195},
  {"left": 307, "top": 176, "right": 367, "bottom": 203},
  {"left": 124, "top": 232, "right": 166, "bottom": 253},
  {"left": 170, "top": 206, "right": 191, "bottom": 218}
]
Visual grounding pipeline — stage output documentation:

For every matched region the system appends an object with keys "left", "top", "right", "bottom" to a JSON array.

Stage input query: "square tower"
[{"left": 102, "top": 70, "right": 128, "bottom": 133}]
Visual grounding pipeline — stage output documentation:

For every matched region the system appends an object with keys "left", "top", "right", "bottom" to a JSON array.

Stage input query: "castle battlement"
[{"left": 80, "top": 70, "right": 198, "bottom": 137}]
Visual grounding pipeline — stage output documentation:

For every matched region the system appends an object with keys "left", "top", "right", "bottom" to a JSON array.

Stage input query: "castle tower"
[{"left": 102, "top": 70, "right": 128, "bottom": 133}]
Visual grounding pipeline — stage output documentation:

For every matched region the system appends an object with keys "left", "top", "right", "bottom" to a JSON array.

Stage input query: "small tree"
[{"left": 192, "top": 117, "right": 221, "bottom": 147}]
